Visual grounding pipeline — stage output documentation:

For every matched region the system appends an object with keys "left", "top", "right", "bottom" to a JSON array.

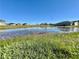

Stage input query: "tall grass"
[{"left": 0, "top": 32, "right": 79, "bottom": 59}]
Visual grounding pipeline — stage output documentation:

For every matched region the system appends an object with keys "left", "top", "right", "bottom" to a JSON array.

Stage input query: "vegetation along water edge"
[{"left": 0, "top": 32, "right": 79, "bottom": 59}]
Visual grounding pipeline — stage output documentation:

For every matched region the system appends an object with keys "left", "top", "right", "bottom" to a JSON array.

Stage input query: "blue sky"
[{"left": 0, "top": 0, "right": 79, "bottom": 24}]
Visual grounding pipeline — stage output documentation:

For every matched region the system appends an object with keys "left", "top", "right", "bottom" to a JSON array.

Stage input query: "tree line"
[{"left": 0, "top": 19, "right": 79, "bottom": 26}]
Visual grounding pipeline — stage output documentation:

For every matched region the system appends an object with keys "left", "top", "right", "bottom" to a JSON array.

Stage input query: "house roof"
[{"left": 0, "top": 19, "right": 5, "bottom": 22}]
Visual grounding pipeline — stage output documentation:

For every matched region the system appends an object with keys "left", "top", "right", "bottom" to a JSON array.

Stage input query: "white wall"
[
  {"left": 0, "top": 22, "right": 6, "bottom": 26},
  {"left": 74, "top": 22, "right": 79, "bottom": 26}
]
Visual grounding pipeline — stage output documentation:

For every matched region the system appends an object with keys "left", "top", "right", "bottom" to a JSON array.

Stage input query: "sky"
[{"left": 0, "top": 0, "right": 79, "bottom": 24}]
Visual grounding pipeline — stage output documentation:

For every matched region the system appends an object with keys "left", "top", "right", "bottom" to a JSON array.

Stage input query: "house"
[
  {"left": 55, "top": 20, "right": 79, "bottom": 26},
  {"left": 74, "top": 22, "right": 79, "bottom": 26},
  {"left": 0, "top": 19, "right": 6, "bottom": 26},
  {"left": 22, "top": 23, "right": 27, "bottom": 25},
  {"left": 8, "top": 23, "right": 16, "bottom": 26},
  {"left": 0, "top": 22, "right": 6, "bottom": 26},
  {"left": 16, "top": 23, "right": 22, "bottom": 25},
  {"left": 71, "top": 20, "right": 79, "bottom": 26}
]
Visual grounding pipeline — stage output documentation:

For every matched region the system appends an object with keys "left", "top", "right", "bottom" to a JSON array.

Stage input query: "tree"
[
  {"left": 49, "top": 23, "right": 54, "bottom": 26},
  {"left": 55, "top": 21, "right": 71, "bottom": 26},
  {"left": 40, "top": 23, "right": 48, "bottom": 25},
  {"left": 23, "top": 23, "right": 27, "bottom": 25}
]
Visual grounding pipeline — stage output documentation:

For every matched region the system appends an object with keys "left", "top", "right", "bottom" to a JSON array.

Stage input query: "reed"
[{"left": 0, "top": 32, "right": 79, "bottom": 59}]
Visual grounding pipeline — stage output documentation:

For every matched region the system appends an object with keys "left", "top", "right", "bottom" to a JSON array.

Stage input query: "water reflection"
[
  {"left": 57, "top": 27, "right": 79, "bottom": 33},
  {"left": 0, "top": 27, "right": 79, "bottom": 39}
]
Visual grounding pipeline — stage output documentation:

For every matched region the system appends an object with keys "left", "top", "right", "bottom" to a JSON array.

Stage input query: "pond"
[{"left": 0, "top": 27, "right": 79, "bottom": 39}]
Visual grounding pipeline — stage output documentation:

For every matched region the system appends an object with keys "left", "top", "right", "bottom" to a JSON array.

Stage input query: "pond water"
[{"left": 0, "top": 27, "right": 79, "bottom": 39}]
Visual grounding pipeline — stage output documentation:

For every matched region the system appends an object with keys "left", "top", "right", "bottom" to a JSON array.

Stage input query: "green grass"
[
  {"left": 0, "top": 25, "right": 32, "bottom": 29},
  {"left": 0, "top": 25, "right": 52, "bottom": 30},
  {"left": 0, "top": 32, "right": 79, "bottom": 59}
]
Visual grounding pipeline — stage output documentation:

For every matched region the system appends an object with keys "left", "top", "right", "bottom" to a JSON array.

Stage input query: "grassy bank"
[
  {"left": 0, "top": 25, "right": 32, "bottom": 29},
  {"left": 0, "top": 32, "right": 79, "bottom": 59},
  {"left": 0, "top": 25, "right": 52, "bottom": 30},
  {"left": 0, "top": 25, "right": 79, "bottom": 30}
]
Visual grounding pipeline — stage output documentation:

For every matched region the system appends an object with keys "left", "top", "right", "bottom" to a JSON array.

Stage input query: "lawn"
[{"left": 0, "top": 32, "right": 79, "bottom": 59}]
